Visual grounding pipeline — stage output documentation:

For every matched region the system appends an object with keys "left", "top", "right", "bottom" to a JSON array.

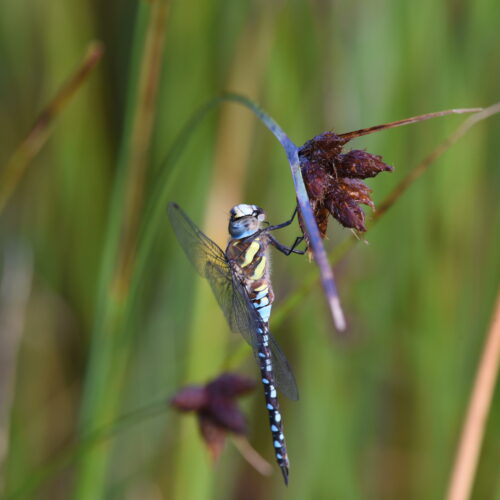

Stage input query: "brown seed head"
[
  {"left": 170, "top": 373, "right": 256, "bottom": 461},
  {"left": 298, "top": 131, "right": 393, "bottom": 241}
]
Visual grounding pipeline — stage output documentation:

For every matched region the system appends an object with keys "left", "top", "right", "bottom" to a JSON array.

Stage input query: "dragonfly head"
[{"left": 229, "top": 204, "right": 266, "bottom": 239}]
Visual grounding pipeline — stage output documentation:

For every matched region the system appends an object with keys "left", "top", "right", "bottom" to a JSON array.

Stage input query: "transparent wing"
[
  {"left": 168, "top": 202, "right": 260, "bottom": 348},
  {"left": 167, "top": 202, "right": 227, "bottom": 277},
  {"left": 269, "top": 336, "right": 299, "bottom": 401},
  {"left": 205, "top": 262, "right": 261, "bottom": 349}
]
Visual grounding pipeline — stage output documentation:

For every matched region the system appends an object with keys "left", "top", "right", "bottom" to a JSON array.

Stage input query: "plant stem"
[
  {"left": 446, "top": 291, "right": 500, "bottom": 500},
  {"left": 273, "top": 103, "right": 500, "bottom": 329},
  {"left": 0, "top": 42, "right": 103, "bottom": 214},
  {"left": 231, "top": 436, "right": 273, "bottom": 477},
  {"left": 376, "top": 103, "right": 500, "bottom": 218},
  {"left": 113, "top": 0, "right": 169, "bottom": 298},
  {"left": 73, "top": 2, "right": 168, "bottom": 498},
  {"left": 6, "top": 400, "right": 168, "bottom": 500},
  {"left": 338, "top": 108, "right": 482, "bottom": 141}
]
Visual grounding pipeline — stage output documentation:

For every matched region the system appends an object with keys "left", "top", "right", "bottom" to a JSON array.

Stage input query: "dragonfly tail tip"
[{"left": 280, "top": 466, "right": 289, "bottom": 486}]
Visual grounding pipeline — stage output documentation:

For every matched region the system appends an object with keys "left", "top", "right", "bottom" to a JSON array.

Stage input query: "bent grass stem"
[{"left": 272, "top": 103, "right": 500, "bottom": 330}]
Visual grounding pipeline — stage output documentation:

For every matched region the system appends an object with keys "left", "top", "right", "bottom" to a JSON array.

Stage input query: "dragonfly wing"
[
  {"left": 205, "top": 262, "right": 261, "bottom": 350},
  {"left": 269, "top": 335, "right": 299, "bottom": 401},
  {"left": 168, "top": 202, "right": 297, "bottom": 399},
  {"left": 167, "top": 202, "right": 227, "bottom": 277}
]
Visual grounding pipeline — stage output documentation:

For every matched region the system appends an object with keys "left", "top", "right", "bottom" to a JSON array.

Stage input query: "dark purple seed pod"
[
  {"left": 297, "top": 130, "right": 393, "bottom": 238},
  {"left": 171, "top": 372, "right": 256, "bottom": 461},
  {"left": 335, "top": 150, "right": 393, "bottom": 179},
  {"left": 170, "top": 385, "right": 207, "bottom": 411}
]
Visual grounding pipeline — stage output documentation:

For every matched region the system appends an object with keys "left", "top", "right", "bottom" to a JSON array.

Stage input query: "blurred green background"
[{"left": 1, "top": 0, "right": 499, "bottom": 499}]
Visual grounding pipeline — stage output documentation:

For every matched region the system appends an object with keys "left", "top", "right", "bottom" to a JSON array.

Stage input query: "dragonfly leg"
[
  {"left": 266, "top": 206, "right": 299, "bottom": 232},
  {"left": 269, "top": 234, "right": 306, "bottom": 256},
  {"left": 262, "top": 206, "right": 306, "bottom": 255}
]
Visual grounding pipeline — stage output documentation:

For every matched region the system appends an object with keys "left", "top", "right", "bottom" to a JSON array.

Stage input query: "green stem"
[
  {"left": 6, "top": 401, "right": 169, "bottom": 500},
  {"left": 73, "top": 2, "right": 169, "bottom": 498}
]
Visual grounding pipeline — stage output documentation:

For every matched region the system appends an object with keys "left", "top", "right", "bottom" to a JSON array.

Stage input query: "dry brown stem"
[
  {"left": 231, "top": 436, "right": 273, "bottom": 477},
  {"left": 0, "top": 41, "right": 104, "bottom": 213},
  {"left": 338, "top": 108, "right": 482, "bottom": 141},
  {"left": 112, "top": 0, "right": 169, "bottom": 298},
  {"left": 376, "top": 103, "right": 500, "bottom": 219},
  {"left": 446, "top": 291, "right": 500, "bottom": 500}
]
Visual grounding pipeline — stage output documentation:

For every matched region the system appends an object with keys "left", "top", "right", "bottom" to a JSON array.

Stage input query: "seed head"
[
  {"left": 298, "top": 132, "right": 393, "bottom": 239},
  {"left": 171, "top": 373, "right": 256, "bottom": 461}
]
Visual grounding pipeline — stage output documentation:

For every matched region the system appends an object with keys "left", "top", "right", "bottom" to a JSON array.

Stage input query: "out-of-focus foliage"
[{"left": 0, "top": 1, "right": 499, "bottom": 499}]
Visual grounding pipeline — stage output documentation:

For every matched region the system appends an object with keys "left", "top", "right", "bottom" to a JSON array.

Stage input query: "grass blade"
[
  {"left": 0, "top": 42, "right": 103, "bottom": 214},
  {"left": 73, "top": 3, "right": 169, "bottom": 498},
  {"left": 446, "top": 291, "right": 500, "bottom": 500}
]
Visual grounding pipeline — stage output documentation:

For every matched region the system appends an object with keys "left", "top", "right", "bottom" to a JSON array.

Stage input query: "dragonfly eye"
[{"left": 255, "top": 211, "right": 266, "bottom": 222}]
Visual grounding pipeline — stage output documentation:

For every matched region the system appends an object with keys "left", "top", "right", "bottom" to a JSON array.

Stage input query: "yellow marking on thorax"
[
  {"left": 254, "top": 283, "right": 268, "bottom": 292},
  {"left": 241, "top": 241, "right": 260, "bottom": 268},
  {"left": 251, "top": 256, "right": 266, "bottom": 280}
]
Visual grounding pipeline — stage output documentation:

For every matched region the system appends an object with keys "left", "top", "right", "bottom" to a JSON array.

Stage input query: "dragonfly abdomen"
[
  {"left": 228, "top": 235, "right": 291, "bottom": 482},
  {"left": 256, "top": 324, "right": 290, "bottom": 484},
  {"left": 168, "top": 203, "right": 297, "bottom": 484},
  {"left": 245, "top": 243, "right": 290, "bottom": 483}
]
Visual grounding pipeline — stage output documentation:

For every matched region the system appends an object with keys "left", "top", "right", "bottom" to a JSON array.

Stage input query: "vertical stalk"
[
  {"left": 446, "top": 291, "right": 500, "bottom": 500},
  {"left": 113, "top": 0, "right": 169, "bottom": 298},
  {"left": 73, "top": 2, "right": 168, "bottom": 498}
]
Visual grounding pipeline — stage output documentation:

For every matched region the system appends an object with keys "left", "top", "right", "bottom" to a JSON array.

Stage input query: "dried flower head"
[
  {"left": 298, "top": 131, "right": 393, "bottom": 239},
  {"left": 170, "top": 373, "right": 256, "bottom": 461},
  {"left": 296, "top": 109, "right": 483, "bottom": 243}
]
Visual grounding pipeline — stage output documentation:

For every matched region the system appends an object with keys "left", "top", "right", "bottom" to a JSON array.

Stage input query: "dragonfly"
[{"left": 167, "top": 202, "right": 304, "bottom": 484}]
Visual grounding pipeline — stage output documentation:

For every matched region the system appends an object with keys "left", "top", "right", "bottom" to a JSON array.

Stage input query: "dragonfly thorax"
[{"left": 228, "top": 204, "right": 266, "bottom": 239}]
